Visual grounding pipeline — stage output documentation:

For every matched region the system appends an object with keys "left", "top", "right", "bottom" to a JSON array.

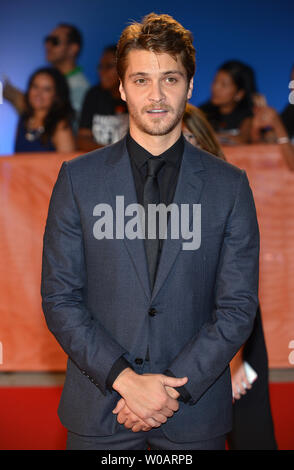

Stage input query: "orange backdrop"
[{"left": 0, "top": 145, "right": 293, "bottom": 370}]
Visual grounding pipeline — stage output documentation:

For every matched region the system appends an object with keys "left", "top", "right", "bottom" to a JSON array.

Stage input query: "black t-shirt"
[
  {"left": 200, "top": 101, "right": 253, "bottom": 133},
  {"left": 79, "top": 84, "right": 129, "bottom": 145},
  {"left": 281, "top": 104, "right": 294, "bottom": 139}
]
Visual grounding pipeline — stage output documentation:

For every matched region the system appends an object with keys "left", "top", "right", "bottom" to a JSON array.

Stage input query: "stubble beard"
[{"left": 129, "top": 100, "right": 187, "bottom": 136}]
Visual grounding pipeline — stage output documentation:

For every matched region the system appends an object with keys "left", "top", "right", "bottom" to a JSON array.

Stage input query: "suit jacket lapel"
[
  {"left": 104, "top": 138, "right": 151, "bottom": 300},
  {"left": 104, "top": 138, "right": 206, "bottom": 302},
  {"left": 151, "top": 142, "right": 206, "bottom": 302}
]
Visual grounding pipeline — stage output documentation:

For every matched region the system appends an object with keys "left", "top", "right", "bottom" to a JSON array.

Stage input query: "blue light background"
[{"left": 0, "top": 0, "right": 293, "bottom": 155}]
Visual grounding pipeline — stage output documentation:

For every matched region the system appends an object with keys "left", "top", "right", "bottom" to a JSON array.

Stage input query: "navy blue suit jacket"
[{"left": 41, "top": 136, "right": 260, "bottom": 442}]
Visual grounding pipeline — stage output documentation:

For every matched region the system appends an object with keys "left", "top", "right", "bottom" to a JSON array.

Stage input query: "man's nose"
[{"left": 148, "top": 81, "right": 165, "bottom": 102}]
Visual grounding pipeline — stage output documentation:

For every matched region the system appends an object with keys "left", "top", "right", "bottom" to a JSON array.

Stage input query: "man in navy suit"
[{"left": 41, "top": 13, "right": 260, "bottom": 450}]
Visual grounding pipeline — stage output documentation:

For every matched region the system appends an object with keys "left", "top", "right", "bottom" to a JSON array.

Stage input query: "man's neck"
[
  {"left": 129, "top": 126, "right": 182, "bottom": 156},
  {"left": 54, "top": 60, "right": 78, "bottom": 76}
]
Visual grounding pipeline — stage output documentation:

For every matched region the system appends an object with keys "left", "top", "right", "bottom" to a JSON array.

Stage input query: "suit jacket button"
[
  {"left": 149, "top": 308, "right": 157, "bottom": 317},
  {"left": 135, "top": 358, "right": 143, "bottom": 365}
]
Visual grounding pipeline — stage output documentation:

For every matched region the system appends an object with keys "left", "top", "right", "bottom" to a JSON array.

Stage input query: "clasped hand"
[{"left": 112, "top": 370, "right": 188, "bottom": 433}]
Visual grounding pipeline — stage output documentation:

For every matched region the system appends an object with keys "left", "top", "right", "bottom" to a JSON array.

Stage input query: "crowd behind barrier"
[{"left": 3, "top": 22, "right": 293, "bottom": 156}]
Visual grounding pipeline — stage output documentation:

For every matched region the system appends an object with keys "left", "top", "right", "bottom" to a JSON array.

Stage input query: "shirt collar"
[
  {"left": 65, "top": 66, "right": 82, "bottom": 78},
  {"left": 126, "top": 131, "right": 184, "bottom": 171}
]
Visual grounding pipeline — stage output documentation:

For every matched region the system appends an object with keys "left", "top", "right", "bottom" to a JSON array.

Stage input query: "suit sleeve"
[
  {"left": 167, "top": 170, "right": 260, "bottom": 405},
  {"left": 41, "top": 161, "right": 129, "bottom": 395}
]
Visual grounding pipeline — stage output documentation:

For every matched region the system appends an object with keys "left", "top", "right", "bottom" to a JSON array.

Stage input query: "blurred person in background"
[
  {"left": 77, "top": 45, "right": 128, "bottom": 151},
  {"left": 14, "top": 67, "right": 75, "bottom": 153},
  {"left": 182, "top": 103, "right": 225, "bottom": 159},
  {"left": 199, "top": 60, "right": 255, "bottom": 145},
  {"left": 281, "top": 64, "right": 294, "bottom": 141},
  {"left": 250, "top": 66, "right": 294, "bottom": 171},
  {"left": 182, "top": 103, "right": 278, "bottom": 450},
  {"left": 4, "top": 23, "right": 90, "bottom": 130}
]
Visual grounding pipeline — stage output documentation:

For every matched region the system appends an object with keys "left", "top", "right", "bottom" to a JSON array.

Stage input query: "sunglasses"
[{"left": 44, "top": 35, "right": 63, "bottom": 46}]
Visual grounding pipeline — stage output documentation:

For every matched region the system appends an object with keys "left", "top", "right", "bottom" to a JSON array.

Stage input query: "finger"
[
  {"left": 152, "top": 413, "right": 168, "bottom": 424},
  {"left": 132, "top": 419, "right": 152, "bottom": 432},
  {"left": 120, "top": 407, "right": 151, "bottom": 429},
  {"left": 131, "top": 424, "right": 143, "bottom": 433},
  {"left": 132, "top": 422, "right": 151, "bottom": 433},
  {"left": 121, "top": 405, "right": 150, "bottom": 428},
  {"left": 160, "top": 406, "right": 174, "bottom": 418},
  {"left": 124, "top": 412, "right": 143, "bottom": 429},
  {"left": 116, "top": 407, "right": 131, "bottom": 424},
  {"left": 124, "top": 418, "right": 135, "bottom": 429},
  {"left": 237, "top": 381, "right": 247, "bottom": 395},
  {"left": 127, "top": 414, "right": 151, "bottom": 432},
  {"left": 124, "top": 408, "right": 152, "bottom": 429},
  {"left": 242, "top": 377, "right": 252, "bottom": 390},
  {"left": 117, "top": 410, "right": 130, "bottom": 425},
  {"left": 232, "top": 384, "right": 238, "bottom": 399},
  {"left": 240, "top": 382, "right": 249, "bottom": 394},
  {"left": 238, "top": 386, "right": 246, "bottom": 395},
  {"left": 112, "top": 398, "right": 126, "bottom": 414},
  {"left": 162, "top": 375, "right": 188, "bottom": 388},
  {"left": 117, "top": 414, "right": 127, "bottom": 425},
  {"left": 144, "top": 417, "right": 162, "bottom": 428},
  {"left": 165, "top": 386, "right": 180, "bottom": 399},
  {"left": 234, "top": 385, "right": 241, "bottom": 400},
  {"left": 165, "top": 396, "right": 180, "bottom": 412}
]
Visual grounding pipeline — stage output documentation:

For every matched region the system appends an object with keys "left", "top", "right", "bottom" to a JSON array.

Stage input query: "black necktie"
[{"left": 143, "top": 157, "right": 165, "bottom": 289}]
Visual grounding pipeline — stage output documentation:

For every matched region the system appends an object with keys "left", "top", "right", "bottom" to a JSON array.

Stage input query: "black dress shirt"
[{"left": 106, "top": 132, "right": 191, "bottom": 403}]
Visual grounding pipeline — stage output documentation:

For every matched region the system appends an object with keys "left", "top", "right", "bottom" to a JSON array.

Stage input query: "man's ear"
[
  {"left": 119, "top": 80, "right": 126, "bottom": 102},
  {"left": 187, "top": 78, "right": 194, "bottom": 100}
]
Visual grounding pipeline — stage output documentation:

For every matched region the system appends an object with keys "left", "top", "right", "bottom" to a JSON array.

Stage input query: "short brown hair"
[{"left": 117, "top": 13, "right": 196, "bottom": 82}]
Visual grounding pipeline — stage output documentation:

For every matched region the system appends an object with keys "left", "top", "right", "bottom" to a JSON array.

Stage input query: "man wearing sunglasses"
[
  {"left": 77, "top": 45, "right": 128, "bottom": 152},
  {"left": 4, "top": 23, "right": 89, "bottom": 130},
  {"left": 44, "top": 23, "right": 90, "bottom": 125}
]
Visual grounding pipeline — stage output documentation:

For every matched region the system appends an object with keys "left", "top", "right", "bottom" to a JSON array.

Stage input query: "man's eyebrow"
[
  {"left": 128, "top": 72, "right": 149, "bottom": 78},
  {"left": 162, "top": 70, "right": 185, "bottom": 77},
  {"left": 128, "top": 70, "right": 185, "bottom": 78}
]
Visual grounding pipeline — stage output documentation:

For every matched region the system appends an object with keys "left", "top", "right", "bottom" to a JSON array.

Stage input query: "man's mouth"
[{"left": 146, "top": 109, "right": 168, "bottom": 114}]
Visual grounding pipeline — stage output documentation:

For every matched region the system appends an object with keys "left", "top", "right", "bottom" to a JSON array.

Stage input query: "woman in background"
[
  {"left": 183, "top": 103, "right": 278, "bottom": 450},
  {"left": 182, "top": 104, "right": 226, "bottom": 159},
  {"left": 250, "top": 65, "right": 294, "bottom": 172},
  {"left": 14, "top": 67, "right": 75, "bottom": 153},
  {"left": 200, "top": 60, "right": 255, "bottom": 145},
  {"left": 281, "top": 64, "right": 294, "bottom": 141}
]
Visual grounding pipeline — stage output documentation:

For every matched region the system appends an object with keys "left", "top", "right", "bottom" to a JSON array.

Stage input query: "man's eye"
[
  {"left": 135, "top": 78, "right": 146, "bottom": 85},
  {"left": 165, "top": 77, "right": 177, "bottom": 84}
]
